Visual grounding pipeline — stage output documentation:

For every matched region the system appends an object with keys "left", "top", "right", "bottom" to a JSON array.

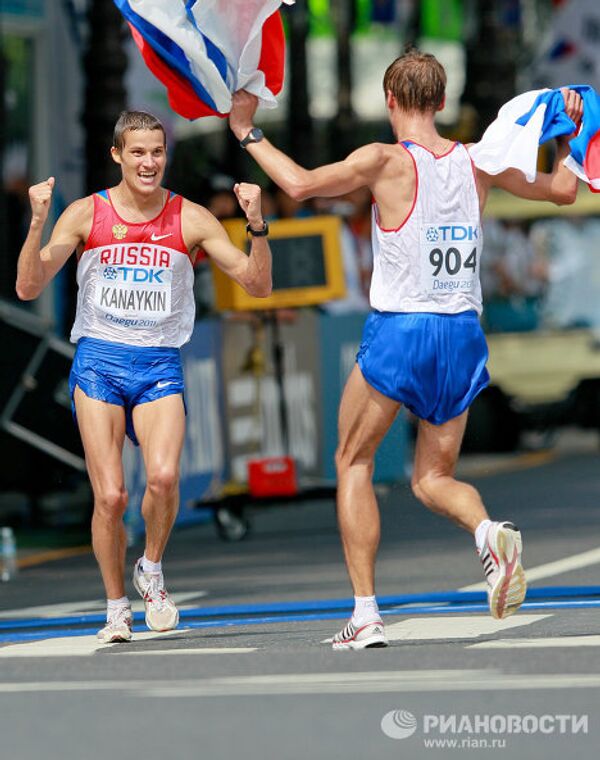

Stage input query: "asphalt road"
[{"left": 1, "top": 443, "right": 600, "bottom": 760}]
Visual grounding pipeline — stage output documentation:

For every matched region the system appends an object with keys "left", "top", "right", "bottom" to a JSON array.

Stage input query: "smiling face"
[{"left": 110, "top": 129, "right": 167, "bottom": 196}]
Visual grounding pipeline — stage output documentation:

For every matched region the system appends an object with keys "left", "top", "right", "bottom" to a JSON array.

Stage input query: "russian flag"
[{"left": 113, "top": 0, "right": 293, "bottom": 119}]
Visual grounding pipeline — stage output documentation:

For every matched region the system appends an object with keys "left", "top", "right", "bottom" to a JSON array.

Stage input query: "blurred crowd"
[{"left": 482, "top": 216, "right": 600, "bottom": 333}]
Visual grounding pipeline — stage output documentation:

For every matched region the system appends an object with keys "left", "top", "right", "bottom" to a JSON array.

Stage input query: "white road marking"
[
  {"left": 0, "top": 629, "right": 185, "bottom": 658},
  {"left": 469, "top": 635, "right": 600, "bottom": 650},
  {"left": 322, "top": 614, "right": 549, "bottom": 644},
  {"left": 384, "top": 614, "right": 550, "bottom": 641},
  {"left": 1, "top": 670, "right": 600, "bottom": 696},
  {"left": 0, "top": 592, "right": 207, "bottom": 620},
  {"left": 111, "top": 648, "right": 257, "bottom": 655},
  {"left": 461, "top": 546, "right": 600, "bottom": 591}
]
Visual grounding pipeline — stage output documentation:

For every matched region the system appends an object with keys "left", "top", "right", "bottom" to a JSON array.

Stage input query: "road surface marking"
[
  {"left": 384, "top": 614, "right": 550, "bottom": 641},
  {"left": 322, "top": 614, "right": 549, "bottom": 644},
  {"left": 0, "top": 591, "right": 207, "bottom": 620},
  {"left": 111, "top": 647, "right": 257, "bottom": 655},
  {"left": 1, "top": 670, "right": 600, "bottom": 696},
  {"left": 0, "top": 629, "right": 184, "bottom": 657},
  {"left": 469, "top": 635, "right": 600, "bottom": 650},
  {"left": 461, "top": 546, "right": 600, "bottom": 591}
]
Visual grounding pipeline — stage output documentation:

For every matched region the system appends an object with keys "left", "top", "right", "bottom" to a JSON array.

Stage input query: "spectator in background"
[
  {"left": 530, "top": 215, "right": 600, "bottom": 329},
  {"left": 481, "top": 218, "right": 547, "bottom": 332}
]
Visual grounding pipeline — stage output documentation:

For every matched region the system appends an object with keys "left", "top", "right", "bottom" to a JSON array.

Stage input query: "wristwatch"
[
  {"left": 240, "top": 127, "right": 264, "bottom": 149},
  {"left": 246, "top": 220, "right": 269, "bottom": 237}
]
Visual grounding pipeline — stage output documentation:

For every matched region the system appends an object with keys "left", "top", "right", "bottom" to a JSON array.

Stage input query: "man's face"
[{"left": 111, "top": 129, "right": 167, "bottom": 195}]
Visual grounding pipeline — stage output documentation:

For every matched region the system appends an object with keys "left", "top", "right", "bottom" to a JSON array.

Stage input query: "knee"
[
  {"left": 146, "top": 466, "right": 179, "bottom": 500},
  {"left": 411, "top": 474, "right": 438, "bottom": 510},
  {"left": 335, "top": 444, "right": 375, "bottom": 478},
  {"left": 94, "top": 487, "right": 128, "bottom": 521}
]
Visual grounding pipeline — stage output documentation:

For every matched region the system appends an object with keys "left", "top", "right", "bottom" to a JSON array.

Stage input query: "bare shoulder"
[
  {"left": 181, "top": 197, "right": 218, "bottom": 226},
  {"left": 351, "top": 142, "right": 402, "bottom": 166},
  {"left": 51, "top": 195, "right": 93, "bottom": 241}
]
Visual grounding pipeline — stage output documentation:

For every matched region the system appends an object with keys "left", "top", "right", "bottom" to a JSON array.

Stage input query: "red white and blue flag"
[{"left": 113, "top": 0, "right": 294, "bottom": 119}]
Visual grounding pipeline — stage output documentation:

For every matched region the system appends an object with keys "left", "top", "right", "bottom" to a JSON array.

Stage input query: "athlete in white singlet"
[
  {"left": 17, "top": 111, "right": 272, "bottom": 643},
  {"left": 229, "top": 49, "right": 582, "bottom": 649}
]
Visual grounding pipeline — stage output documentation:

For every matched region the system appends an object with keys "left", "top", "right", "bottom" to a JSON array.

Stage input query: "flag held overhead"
[{"left": 113, "top": 0, "right": 293, "bottom": 119}]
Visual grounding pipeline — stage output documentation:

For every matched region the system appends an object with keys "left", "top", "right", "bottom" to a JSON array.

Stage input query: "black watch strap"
[{"left": 246, "top": 221, "right": 269, "bottom": 237}]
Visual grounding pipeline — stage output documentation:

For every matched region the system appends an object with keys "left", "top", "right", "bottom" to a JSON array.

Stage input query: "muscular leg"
[
  {"left": 74, "top": 387, "right": 128, "bottom": 599},
  {"left": 335, "top": 366, "right": 400, "bottom": 597},
  {"left": 132, "top": 394, "right": 185, "bottom": 562},
  {"left": 411, "top": 411, "right": 489, "bottom": 534}
]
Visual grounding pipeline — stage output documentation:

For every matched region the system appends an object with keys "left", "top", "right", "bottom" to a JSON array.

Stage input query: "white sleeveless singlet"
[{"left": 370, "top": 141, "right": 483, "bottom": 315}]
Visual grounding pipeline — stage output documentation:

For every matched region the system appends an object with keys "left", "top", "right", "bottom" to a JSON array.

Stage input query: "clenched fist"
[
  {"left": 28, "top": 177, "right": 55, "bottom": 226},
  {"left": 233, "top": 182, "right": 263, "bottom": 228}
]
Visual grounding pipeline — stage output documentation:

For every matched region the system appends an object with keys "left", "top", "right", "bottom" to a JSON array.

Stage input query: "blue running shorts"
[
  {"left": 357, "top": 310, "right": 489, "bottom": 425},
  {"left": 69, "top": 337, "right": 185, "bottom": 445}
]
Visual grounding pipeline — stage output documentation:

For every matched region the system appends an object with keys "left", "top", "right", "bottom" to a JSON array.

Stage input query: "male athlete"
[
  {"left": 17, "top": 111, "right": 272, "bottom": 643},
  {"left": 229, "top": 50, "right": 582, "bottom": 649}
]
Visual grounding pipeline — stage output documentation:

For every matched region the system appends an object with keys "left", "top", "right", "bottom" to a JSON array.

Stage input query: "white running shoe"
[
  {"left": 97, "top": 606, "right": 133, "bottom": 644},
  {"left": 331, "top": 619, "right": 388, "bottom": 651},
  {"left": 479, "top": 521, "right": 527, "bottom": 619},
  {"left": 133, "top": 558, "right": 179, "bottom": 632}
]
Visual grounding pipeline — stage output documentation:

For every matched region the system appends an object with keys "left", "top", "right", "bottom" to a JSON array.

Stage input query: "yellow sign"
[
  {"left": 213, "top": 215, "right": 346, "bottom": 311},
  {"left": 112, "top": 223, "right": 128, "bottom": 240}
]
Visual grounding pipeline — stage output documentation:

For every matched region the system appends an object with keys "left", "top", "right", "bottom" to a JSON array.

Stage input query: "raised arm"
[
  {"left": 16, "top": 178, "right": 90, "bottom": 300},
  {"left": 182, "top": 183, "right": 272, "bottom": 298},
  {"left": 229, "top": 91, "right": 386, "bottom": 200}
]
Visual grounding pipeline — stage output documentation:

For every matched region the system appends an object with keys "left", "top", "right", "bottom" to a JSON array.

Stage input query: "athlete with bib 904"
[
  {"left": 16, "top": 111, "right": 272, "bottom": 643},
  {"left": 229, "top": 49, "right": 582, "bottom": 650}
]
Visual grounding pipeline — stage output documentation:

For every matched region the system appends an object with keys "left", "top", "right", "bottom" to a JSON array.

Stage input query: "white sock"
[
  {"left": 142, "top": 555, "right": 162, "bottom": 574},
  {"left": 475, "top": 519, "right": 493, "bottom": 554},
  {"left": 106, "top": 596, "right": 130, "bottom": 620},
  {"left": 352, "top": 595, "right": 381, "bottom": 625}
]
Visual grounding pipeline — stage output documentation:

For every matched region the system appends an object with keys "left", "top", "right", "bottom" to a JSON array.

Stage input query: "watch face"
[{"left": 250, "top": 128, "right": 263, "bottom": 142}]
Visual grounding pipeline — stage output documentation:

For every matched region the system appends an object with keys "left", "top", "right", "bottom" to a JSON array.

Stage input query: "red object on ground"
[{"left": 247, "top": 456, "right": 298, "bottom": 498}]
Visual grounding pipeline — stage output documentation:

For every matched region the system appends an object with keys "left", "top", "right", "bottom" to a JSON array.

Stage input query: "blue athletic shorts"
[
  {"left": 357, "top": 310, "right": 489, "bottom": 425},
  {"left": 69, "top": 337, "right": 185, "bottom": 446}
]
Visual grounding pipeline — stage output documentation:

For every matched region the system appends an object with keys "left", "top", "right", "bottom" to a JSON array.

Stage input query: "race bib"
[
  {"left": 420, "top": 222, "right": 480, "bottom": 296},
  {"left": 95, "top": 264, "right": 173, "bottom": 327}
]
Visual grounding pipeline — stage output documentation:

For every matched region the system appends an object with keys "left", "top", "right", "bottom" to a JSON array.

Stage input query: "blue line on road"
[
  {"left": 1, "top": 598, "right": 600, "bottom": 644},
  {"left": 1, "top": 585, "right": 599, "bottom": 633}
]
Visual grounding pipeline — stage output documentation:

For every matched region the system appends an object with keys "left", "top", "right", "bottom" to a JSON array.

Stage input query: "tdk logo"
[
  {"left": 425, "top": 224, "right": 479, "bottom": 243},
  {"left": 434, "top": 225, "right": 478, "bottom": 242},
  {"left": 103, "top": 266, "right": 165, "bottom": 283}
]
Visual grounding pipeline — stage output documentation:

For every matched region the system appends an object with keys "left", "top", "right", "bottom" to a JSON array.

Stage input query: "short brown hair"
[
  {"left": 112, "top": 110, "right": 166, "bottom": 151},
  {"left": 383, "top": 49, "right": 446, "bottom": 113}
]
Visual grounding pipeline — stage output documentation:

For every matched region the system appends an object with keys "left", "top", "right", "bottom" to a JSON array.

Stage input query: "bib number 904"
[{"left": 429, "top": 246, "right": 477, "bottom": 277}]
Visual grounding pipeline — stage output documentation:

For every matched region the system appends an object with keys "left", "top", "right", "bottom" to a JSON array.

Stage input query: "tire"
[{"left": 462, "top": 386, "right": 520, "bottom": 453}]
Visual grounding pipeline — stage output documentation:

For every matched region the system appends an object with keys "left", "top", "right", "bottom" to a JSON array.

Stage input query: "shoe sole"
[
  {"left": 332, "top": 633, "right": 389, "bottom": 651},
  {"left": 489, "top": 525, "right": 527, "bottom": 620},
  {"left": 97, "top": 631, "right": 132, "bottom": 644},
  {"left": 132, "top": 562, "right": 179, "bottom": 632}
]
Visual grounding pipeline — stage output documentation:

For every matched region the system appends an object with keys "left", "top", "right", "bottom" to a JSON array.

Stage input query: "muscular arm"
[
  {"left": 16, "top": 183, "right": 91, "bottom": 301},
  {"left": 229, "top": 91, "right": 386, "bottom": 200},
  {"left": 475, "top": 88, "right": 582, "bottom": 209},
  {"left": 182, "top": 192, "right": 272, "bottom": 298},
  {"left": 477, "top": 137, "right": 578, "bottom": 207}
]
